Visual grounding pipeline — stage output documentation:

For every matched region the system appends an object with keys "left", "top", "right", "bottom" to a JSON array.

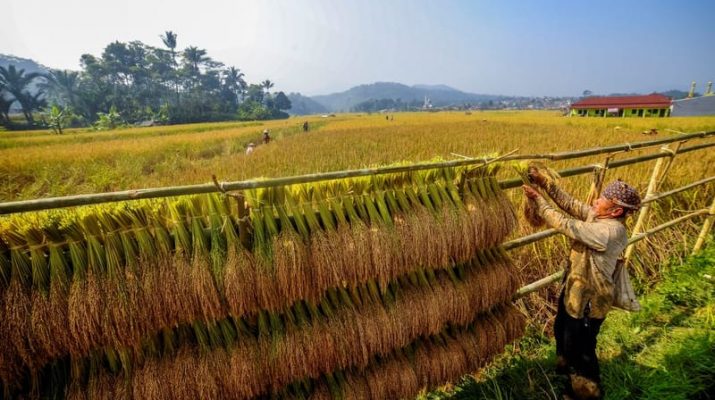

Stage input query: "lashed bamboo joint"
[{"left": 0, "top": 162, "right": 521, "bottom": 399}]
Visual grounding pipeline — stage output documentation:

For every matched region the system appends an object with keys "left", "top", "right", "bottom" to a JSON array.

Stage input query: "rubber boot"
[{"left": 569, "top": 374, "right": 602, "bottom": 399}]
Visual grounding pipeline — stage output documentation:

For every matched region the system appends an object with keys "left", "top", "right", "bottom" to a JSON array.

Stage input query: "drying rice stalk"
[
  {"left": 61, "top": 248, "right": 518, "bottom": 399},
  {"left": 72, "top": 304, "right": 524, "bottom": 400}
]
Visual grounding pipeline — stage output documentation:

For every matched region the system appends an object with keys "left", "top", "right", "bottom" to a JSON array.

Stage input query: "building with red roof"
[{"left": 570, "top": 94, "right": 672, "bottom": 117}]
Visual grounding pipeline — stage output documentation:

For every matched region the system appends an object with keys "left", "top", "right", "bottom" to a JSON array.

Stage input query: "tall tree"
[
  {"left": 261, "top": 79, "right": 274, "bottom": 93},
  {"left": 43, "top": 70, "right": 81, "bottom": 108},
  {"left": 223, "top": 66, "right": 246, "bottom": 104},
  {"left": 159, "top": 31, "right": 180, "bottom": 103},
  {"left": 160, "top": 31, "right": 178, "bottom": 66},
  {"left": 0, "top": 82, "right": 13, "bottom": 125},
  {"left": 182, "top": 46, "right": 209, "bottom": 75},
  {"left": 273, "top": 91, "right": 292, "bottom": 111}
]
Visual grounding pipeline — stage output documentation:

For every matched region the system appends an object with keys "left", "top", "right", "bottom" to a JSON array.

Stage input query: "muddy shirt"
[{"left": 535, "top": 184, "right": 628, "bottom": 319}]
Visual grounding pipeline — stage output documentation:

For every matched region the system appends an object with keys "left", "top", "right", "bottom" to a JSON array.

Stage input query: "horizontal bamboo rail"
[
  {"left": 513, "top": 207, "right": 711, "bottom": 299},
  {"left": 498, "top": 141, "right": 715, "bottom": 189},
  {"left": 0, "top": 131, "right": 713, "bottom": 214}
]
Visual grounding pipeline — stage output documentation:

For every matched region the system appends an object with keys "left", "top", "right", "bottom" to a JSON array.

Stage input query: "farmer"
[
  {"left": 245, "top": 142, "right": 255, "bottom": 155},
  {"left": 523, "top": 173, "right": 641, "bottom": 400},
  {"left": 262, "top": 129, "right": 271, "bottom": 144}
]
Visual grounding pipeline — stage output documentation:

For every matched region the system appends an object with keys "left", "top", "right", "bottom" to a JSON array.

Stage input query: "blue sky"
[{"left": 1, "top": 0, "right": 713, "bottom": 96}]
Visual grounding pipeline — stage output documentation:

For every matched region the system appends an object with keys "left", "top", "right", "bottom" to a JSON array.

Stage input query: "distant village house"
[{"left": 569, "top": 94, "right": 672, "bottom": 117}]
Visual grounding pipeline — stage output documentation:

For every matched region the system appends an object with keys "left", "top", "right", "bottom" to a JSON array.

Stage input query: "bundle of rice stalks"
[
  {"left": 237, "top": 163, "right": 517, "bottom": 314},
  {"left": 69, "top": 304, "right": 524, "bottom": 400},
  {"left": 282, "top": 304, "right": 525, "bottom": 400},
  {"left": 0, "top": 197, "right": 240, "bottom": 388},
  {"left": 512, "top": 161, "right": 560, "bottom": 228},
  {"left": 58, "top": 247, "right": 517, "bottom": 399}
]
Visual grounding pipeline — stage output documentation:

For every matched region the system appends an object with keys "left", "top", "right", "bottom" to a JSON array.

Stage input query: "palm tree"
[
  {"left": 0, "top": 84, "right": 13, "bottom": 125},
  {"left": 43, "top": 70, "right": 81, "bottom": 108},
  {"left": 182, "top": 46, "right": 209, "bottom": 75},
  {"left": 160, "top": 31, "right": 178, "bottom": 66},
  {"left": 159, "top": 31, "right": 180, "bottom": 102},
  {"left": 224, "top": 67, "right": 246, "bottom": 101},
  {"left": 0, "top": 65, "right": 45, "bottom": 125},
  {"left": 261, "top": 79, "right": 274, "bottom": 94}
]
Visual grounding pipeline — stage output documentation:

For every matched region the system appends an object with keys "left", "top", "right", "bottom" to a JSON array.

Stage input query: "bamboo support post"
[
  {"left": 585, "top": 153, "right": 618, "bottom": 205},
  {"left": 656, "top": 141, "right": 686, "bottom": 187},
  {"left": 623, "top": 144, "right": 680, "bottom": 272},
  {"left": 692, "top": 195, "right": 715, "bottom": 254}
]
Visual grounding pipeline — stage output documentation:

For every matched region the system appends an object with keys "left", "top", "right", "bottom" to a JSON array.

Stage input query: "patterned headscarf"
[{"left": 602, "top": 179, "right": 641, "bottom": 211}]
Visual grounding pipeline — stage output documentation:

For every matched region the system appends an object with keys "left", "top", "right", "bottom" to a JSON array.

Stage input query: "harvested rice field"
[{"left": 1, "top": 111, "right": 714, "bottom": 399}]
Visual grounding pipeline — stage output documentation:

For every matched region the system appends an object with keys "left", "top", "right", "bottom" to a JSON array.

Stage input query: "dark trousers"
[{"left": 554, "top": 291, "right": 604, "bottom": 382}]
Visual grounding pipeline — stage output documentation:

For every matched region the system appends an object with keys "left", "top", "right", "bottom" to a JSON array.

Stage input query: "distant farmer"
[
  {"left": 245, "top": 142, "right": 255, "bottom": 155},
  {"left": 523, "top": 174, "right": 641, "bottom": 400},
  {"left": 303, "top": 121, "right": 309, "bottom": 132},
  {"left": 262, "top": 129, "right": 271, "bottom": 145}
]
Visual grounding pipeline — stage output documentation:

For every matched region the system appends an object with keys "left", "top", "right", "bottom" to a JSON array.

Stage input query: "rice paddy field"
[
  {"left": 2, "top": 111, "right": 715, "bottom": 201},
  {"left": 1, "top": 111, "right": 714, "bottom": 399}
]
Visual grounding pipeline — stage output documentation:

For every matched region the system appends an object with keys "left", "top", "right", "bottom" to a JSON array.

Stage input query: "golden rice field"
[
  {"left": 2, "top": 111, "right": 715, "bottom": 201},
  {"left": 0, "top": 111, "right": 714, "bottom": 399},
  {"left": 2, "top": 110, "right": 714, "bottom": 319}
]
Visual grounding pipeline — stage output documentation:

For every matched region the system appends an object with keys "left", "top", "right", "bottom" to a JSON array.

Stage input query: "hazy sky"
[{"left": 2, "top": 0, "right": 714, "bottom": 96}]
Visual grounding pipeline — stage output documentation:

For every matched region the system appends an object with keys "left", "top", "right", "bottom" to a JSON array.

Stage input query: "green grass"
[{"left": 426, "top": 243, "right": 715, "bottom": 400}]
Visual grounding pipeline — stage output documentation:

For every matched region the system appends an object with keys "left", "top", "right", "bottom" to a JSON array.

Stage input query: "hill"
[
  {"left": 0, "top": 54, "right": 52, "bottom": 112},
  {"left": 0, "top": 54, "right": 51, "bottom": 77},
  {"left": 286, "top": 92, "right": 330, "bottom": 115},
  {"left": 311, "top": 82, "right": 505, "bottom": 112}
]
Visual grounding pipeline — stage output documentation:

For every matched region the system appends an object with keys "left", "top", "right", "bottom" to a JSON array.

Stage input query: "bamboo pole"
[
  {"left": 1, "top": 134, "right": 713, "bottom": 215},
  {"left": 499, "top": 140, "right": 715, "bottom": 189},
  {"left": 656, "top": 141, "right": 686, "bottom": 187},
  {"left": 623, "top": 144, "right": 682, "bottom": 271},
  {"left": 585, "top": 153, "right": 618, "bottom": 206},
  {"left": 514, "top": 270, "right": 564, "bottom": 299},
  {"left": 545, "top": 131, "right": 711, "bottom": 160},
  {"left": 692, "top": 196, "right": 715, "bottom": 254},
  {"left": 502, "top": 229, "right": 558, "bottom": 250},
  {"left": 643, "top": 176, "right": 715, "bottom": 204}
]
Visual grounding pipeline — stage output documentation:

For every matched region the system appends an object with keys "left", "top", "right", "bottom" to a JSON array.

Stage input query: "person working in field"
[
  {"left": 245, "top": 142, "right": 255, "bottom": 155},
  {"left": 523, "top": 173, "right": 641, "bottom": 400},
  {"left": 262, "top": 129, "right": 271, "bottom": 144}
]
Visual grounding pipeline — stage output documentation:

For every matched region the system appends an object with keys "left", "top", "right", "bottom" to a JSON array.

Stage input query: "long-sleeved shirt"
[{"left": 535, "top": 183, "right": 628, "bottom": 319}]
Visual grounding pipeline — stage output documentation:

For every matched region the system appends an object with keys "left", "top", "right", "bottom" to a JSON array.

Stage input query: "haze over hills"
[
  {"left": 309, "top": 82, "right": 507, "bottom": 113},
  {"left": 286, "top": 93, "right": 329, "bottom": 115},
  {"left": 0, "top": 54, "right": 51, "bottom": 76}
]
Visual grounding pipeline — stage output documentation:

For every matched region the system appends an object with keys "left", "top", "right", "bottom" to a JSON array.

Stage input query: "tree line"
[{"left": 0, "top": 31, "right": 291, "bottom": 131}]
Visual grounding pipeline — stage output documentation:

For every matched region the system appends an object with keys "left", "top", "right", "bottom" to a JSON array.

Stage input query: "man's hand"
[
  {"left": 522, "top": 184, "right": 541, "bottom": 199},
  {"left": 528, "top": 167, "right": 547, "bottom": 187}
]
